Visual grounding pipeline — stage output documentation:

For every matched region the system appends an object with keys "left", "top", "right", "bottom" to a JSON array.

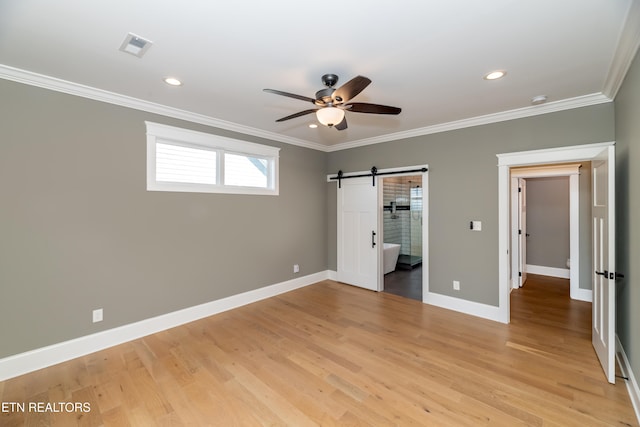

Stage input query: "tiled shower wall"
[{"left": 382, "top": 176, "right": 422, "bottom": 257}]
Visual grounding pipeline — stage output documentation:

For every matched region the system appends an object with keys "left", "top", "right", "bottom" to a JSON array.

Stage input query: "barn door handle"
[{"left": 372, "top": 231, "right": 377, "bottom": 248}]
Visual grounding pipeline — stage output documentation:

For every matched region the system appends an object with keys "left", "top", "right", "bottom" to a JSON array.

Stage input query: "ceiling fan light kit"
[
  {"left": 316, "top": 107, "right": 345, "bottom": 127},
  {"left": 264, "top": 74, "right": 401, "bottom": 131}
]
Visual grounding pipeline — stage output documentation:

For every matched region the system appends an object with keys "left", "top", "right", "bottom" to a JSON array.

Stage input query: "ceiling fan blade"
[
  {"left": 334, "top": 117, "right": 348, "bottom": 131},
  {"left": 275, "top": 109, "right": 319, "bottom": 122},
  {"left": 332, "top": 76, "right": 371, "bottom": 103},
  {"left": 345, "top": 102, "right": 401, "bottom": 115},
  {"left": 263, "top": 89, "right": 316, "bottom": 104}
]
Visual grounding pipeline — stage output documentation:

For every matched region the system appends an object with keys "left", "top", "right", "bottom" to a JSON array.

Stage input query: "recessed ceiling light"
[
  {"left": 163, "top": 77, "right": 182, "bottom": 86},
  {"left": 484, "top": 70, "right": 506, "bottom": 80},
  {"left": 308, "top": 123, "right": 318, "bottom": 129},
  {"left": 531, "top": 95, "right": 548, "bottom": 105}
]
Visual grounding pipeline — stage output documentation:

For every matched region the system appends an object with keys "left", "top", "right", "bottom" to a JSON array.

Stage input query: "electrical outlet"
[
  {"left": 293, "top": 264, "right": 300, "bottom": 273},
  {"left": 453, "top": 280, "right": 460, "bottom": 291},
  {"left": 92, "top": 308, "right": 103, "bottom": 323}
]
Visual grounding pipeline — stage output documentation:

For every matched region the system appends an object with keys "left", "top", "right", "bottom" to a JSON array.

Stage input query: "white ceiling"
[{"left": 1, "top": 0, "right": 639, "bottom": 151}]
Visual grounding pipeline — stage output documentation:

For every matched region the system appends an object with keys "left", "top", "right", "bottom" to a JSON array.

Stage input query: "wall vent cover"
[{"left": 119, "top": 33, "right": 153, "bottom": 58}]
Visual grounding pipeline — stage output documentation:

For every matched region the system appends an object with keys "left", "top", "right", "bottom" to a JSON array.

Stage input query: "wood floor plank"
[{"left": 0, "top": 275, "right": 637, "bottom": 426}]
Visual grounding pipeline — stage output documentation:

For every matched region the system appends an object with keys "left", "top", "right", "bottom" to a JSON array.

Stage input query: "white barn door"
[
  {"left": 337, "top": 177, "right": 380, "bottom": 291},
  {"left": 592, "top": 145, "right": 616, "bottom": 384}
]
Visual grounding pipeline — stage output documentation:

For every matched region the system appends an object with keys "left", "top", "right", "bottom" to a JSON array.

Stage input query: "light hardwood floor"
[{"left": 1, "top": 275, "right": 637, "bottom": 426}]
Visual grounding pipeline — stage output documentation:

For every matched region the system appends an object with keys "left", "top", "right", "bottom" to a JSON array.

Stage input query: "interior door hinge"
[
  {"left": 518, "top": 187, "right": 522, "bottom": 193},
  {"left": 519, "top": 271, "right": 522, "bottom": 277},
  {"left": 518, "top": 229, "right": 522, "bottom": 235}
]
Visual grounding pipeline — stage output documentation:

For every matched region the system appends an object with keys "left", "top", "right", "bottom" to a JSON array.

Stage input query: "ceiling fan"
[{"left": 263, "top": 74, "right": 401, "bottom": 130}]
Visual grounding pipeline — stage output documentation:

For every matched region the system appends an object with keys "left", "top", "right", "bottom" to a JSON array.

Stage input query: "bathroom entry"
[
  {"left": 382, "top": 175, "right": 423, "bottom": 301},
  {"left": 334, "top": 164, "right": 428, "bottom": 301}
]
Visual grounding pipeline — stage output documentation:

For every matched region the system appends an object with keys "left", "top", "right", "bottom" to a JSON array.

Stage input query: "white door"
[
  {"left": 592, "top": 145, "right": 616, "bottom": 384},
  {"left": 510, "top": 178, "right": 528, "bottom": 288},
  {"left": 518, "top": 179, "right": 528, "bottom": 287},
  {"left": 510, "top": 178, "right": 519, "bottom": 289},
  {"left": 337, "top": 177, "right": 380, "bottom": 291}
]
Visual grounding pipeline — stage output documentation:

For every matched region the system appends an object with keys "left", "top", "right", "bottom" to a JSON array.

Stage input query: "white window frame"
[{"left": 146, "top": 121, "right": 280, "bottom": 195}]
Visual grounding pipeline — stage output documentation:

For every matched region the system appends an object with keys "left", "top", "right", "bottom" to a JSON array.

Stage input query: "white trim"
[
  {"left": 603, "top": 0, "right": 640, "bottom": 99},
  {"left": 510, "top": 164, "right": 581, "bottom": 178},
  {"left": 146, "top": 122, "right": 281, "bottom": 157},
  {"left": 146, "top": 121, "right": 280, "bottom": 196},
  {"left": 497, "top": 164, "right": 511, "bottom": 323},
  {"left": 423, "top": 292, "right": 504, "bottom": 323},
  {"left": 569, "top": 173, "right": 581, "bottom": 301},
  {"left": 0, "top": 271, "right": 330, "bottom": 381},
  {"left": 327, "top": 94, "right": 612, "bottom": 152},
  {"left": 616, "top": 335, "right": 640, "bottom": 425},
  {"left": 0, "top": 65, "right": 616, "bottom": 154},
  {"left": 572, "top": 287, "right": 593, "bottom": 303},
  {"left": 497, "top": 142, "right": 615, "bottom": 324},
  {"left": 497, "top": 142, "right": 614, "bottom": 166},
  {"left": 421, "top": 171, "right": 430, "bottom": 309},
  {"left": 0, "top": 64, "right": 325, "bottom": 152},
  {"left": 526, "top": 264, "right": 570, "bottom": 279}
]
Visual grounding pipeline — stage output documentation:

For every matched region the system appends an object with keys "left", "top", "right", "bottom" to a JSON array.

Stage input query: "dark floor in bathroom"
[{"left": 384, "top": 264, "right": 422, "bottom": 301}]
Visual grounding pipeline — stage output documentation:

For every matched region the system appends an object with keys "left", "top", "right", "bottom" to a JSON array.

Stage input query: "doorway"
[
  {"left": 509, "top": 164, "right": 589, "bottom": 302},
  {"left": 334, "top": 165, "right": 429, "bottom": 302},
  {"left": 497, "top": 141, "right": 616, "bottom": 383},
  {"left": 381, "top": 175, "right": 423, "bottom": 301}
]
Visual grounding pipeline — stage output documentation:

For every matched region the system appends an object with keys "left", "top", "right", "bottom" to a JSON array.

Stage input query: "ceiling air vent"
[{"left": 119, "top": 32, "right": 153, "bottom": 58}]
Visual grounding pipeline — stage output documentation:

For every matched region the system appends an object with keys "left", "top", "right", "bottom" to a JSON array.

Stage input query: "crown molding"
[
  {"left": 326, "top": 93, "right": 612, "bottom": 152},
  {"left": 0, "top": 64, "right": 617, "bottom": 154},
  {"left": 0, "top": 64, "right": 326, "bottom": 152},
  {"left": 603, "top": 0, "right": 640, "bottom": 99}
]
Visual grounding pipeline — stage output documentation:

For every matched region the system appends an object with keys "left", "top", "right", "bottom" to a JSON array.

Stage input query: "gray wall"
[
  {"left": 614, "top": 48, "right": 640, "bottom": 390},
  {"left": 1, "top": 67, "right": 634, "bottom": 379},
  {"left": 327, "top": 104, "right": 615, "bottom": 306},
  {"left": 526, "top": 176, "right": 570, "bottom": 269},
  {"left": 0, "top": 79, "right": 328, "bottom": 358}
]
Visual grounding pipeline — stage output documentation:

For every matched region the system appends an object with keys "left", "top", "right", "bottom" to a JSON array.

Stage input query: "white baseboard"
[
  {"left": 616, "top": 335, "right": 640, "bottom": 425},
  {"left": 0, "top": 271, "right": 330, "bottom": 381},
  {"left": 423, "top": 291, "right": 505, "bottom": 323},
  {"left": 571, "top": 287, "right": 593, "bottom": 302},
  {"left": 330, "top": 270, "right": 506, "bottom": 323},
  {"left": 526, "top": 264, "right": 570, "bottom": 279}
]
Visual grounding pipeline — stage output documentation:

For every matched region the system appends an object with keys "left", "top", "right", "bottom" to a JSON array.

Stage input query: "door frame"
[
  {"left": 509, "top": 164, "right": 588, "bottom": 301},
  {"left": 496, "top": 141, "right": 614, "bottom": 324},
  {"left": 379, "top": 169, "right": 429, "bottom": 299}
]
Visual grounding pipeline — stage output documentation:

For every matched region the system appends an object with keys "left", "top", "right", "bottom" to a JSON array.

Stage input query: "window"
[{"left": 146, "top": 122, "right": 279, "bottom": 195}]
